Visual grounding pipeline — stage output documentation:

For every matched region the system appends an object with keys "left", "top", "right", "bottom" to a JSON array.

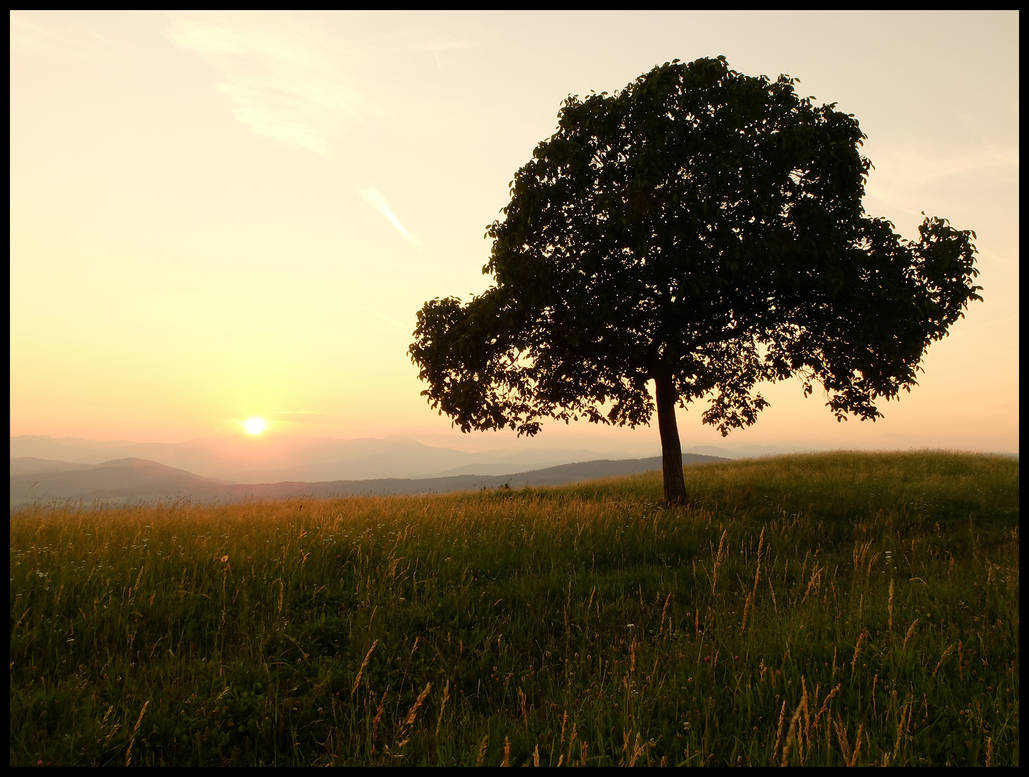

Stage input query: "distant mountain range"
[
  {"left": 9, "top": 453, "right": 728, "bottom": 509},
  {"left": 10, "top": 434, "right": 664, "bottom": 483}
]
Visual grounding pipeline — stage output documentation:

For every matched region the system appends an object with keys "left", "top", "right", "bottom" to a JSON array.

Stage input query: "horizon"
[
  {"left": 10, "top": 430, "right": 1018, "bottom": 463},
  {"left": 10, "top": 434, "right": 1016, "bottom": 512},
  {"left": 11, "top": 11, "right": 1019, "bottom": 458}
]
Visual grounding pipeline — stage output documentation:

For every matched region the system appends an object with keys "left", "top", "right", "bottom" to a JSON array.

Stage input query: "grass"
[{"left": 9, "top": 450, "right": 1019, "bottom": 766}]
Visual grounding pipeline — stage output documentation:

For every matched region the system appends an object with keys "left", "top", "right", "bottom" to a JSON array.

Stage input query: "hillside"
[
  {"left": 9, "top": 452, "right": 727, "bottom": 508},
  {"left": 9, "top": 434, "right": 662, "bottom": 483},
  {"left": 9, "top": 458, "right": 227, "bottom": 505},
  {"left": 10, "top": 451, "right": 1019, "bottom": 766}
]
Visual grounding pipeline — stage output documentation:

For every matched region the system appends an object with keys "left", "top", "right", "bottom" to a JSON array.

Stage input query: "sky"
[{"left": 10, "top": 10, "right": 1019, "bottom": 458}]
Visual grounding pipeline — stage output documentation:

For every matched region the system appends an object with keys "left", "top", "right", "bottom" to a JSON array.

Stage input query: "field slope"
[{"left": 9, "top": 451, "right": 1019, "bottom": 766}]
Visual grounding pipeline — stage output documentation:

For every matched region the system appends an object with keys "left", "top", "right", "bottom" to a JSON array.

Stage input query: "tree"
[{"left": 409, "top": 56, "right": 982, "bottom": 504}]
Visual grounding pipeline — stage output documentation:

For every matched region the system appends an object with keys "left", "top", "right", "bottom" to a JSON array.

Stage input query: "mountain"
[
  {"left": 10, "top": 458, "right": 228, "bottom": 505},
  {"left": 9, "top": 435, "right": 629, "bottom": 483},
  {"left": 9, "top": 453, "right": 728, "bottom": 509}
]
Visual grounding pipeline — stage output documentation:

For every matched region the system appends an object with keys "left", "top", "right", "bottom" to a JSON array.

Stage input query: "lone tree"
[{"left": 409, "top": 56, "right": 981, "bottom": 504}]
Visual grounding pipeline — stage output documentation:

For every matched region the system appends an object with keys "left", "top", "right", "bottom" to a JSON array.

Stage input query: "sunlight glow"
[
  {"left": 8, "top": 11, "right": 1017, "bottom": 456},
  {"left": 244, "top": 417, "right": 267, "bottom": 435}
]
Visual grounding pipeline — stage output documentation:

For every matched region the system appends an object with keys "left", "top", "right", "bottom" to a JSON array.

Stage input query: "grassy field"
[{"left": 9, "top": 451, "right": 1019, "bottom": 766}]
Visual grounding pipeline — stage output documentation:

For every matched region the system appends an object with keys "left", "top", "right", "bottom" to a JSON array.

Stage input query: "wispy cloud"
[
  {"left": 11, "top": 11, "right": 118, "bottom": 62},
  {"left": 164, "top": 12, "right": 367, "bottom": 155},
  {"left": 373, "top": 310, "right": 409, "bottom": 331},
  {"left": 347, "top": 22, "right": 478, "bottom": 71},
  {"left": 864, "top": 141, "right": 1018, "bottom": 219},
  {"left": 381, "top": 32, "right": 477, "bottom": 72},
  {"left": 871, "top": 142, "right": 1018, "bottom": 185},
  {"left": 360, "top": 188, "right": 419, "bottom": 245}
]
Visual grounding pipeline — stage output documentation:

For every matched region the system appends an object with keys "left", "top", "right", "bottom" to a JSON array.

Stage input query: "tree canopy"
[{"left": 409, "top": 56, "right": 982, "bottom": 503}]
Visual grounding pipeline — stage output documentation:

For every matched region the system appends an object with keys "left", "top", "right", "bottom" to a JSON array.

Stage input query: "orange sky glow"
[{"left": 10, "top": 11, "right": 1018, "bottom": 458}]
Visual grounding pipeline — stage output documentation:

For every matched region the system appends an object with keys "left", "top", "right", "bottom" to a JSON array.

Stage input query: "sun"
[{"left": 243, "top": 417, "right": 267, "bottom": 436}]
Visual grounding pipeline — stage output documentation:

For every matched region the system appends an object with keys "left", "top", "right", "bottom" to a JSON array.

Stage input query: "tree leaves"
[{"left": 409, "top": 56, "right": 981, "bottom": 454}]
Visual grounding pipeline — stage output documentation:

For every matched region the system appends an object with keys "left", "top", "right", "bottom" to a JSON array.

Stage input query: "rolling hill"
[
  {"left": 9, "top": 453, "right": 727, "bottom": 508},
  {"left": 9, "top": 434, "right": 657, "bottom": 483}
]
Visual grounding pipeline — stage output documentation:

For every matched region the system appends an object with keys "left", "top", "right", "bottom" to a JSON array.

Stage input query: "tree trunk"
[{"left": 653, "top": 369, "right": 687, "bottom": 505}]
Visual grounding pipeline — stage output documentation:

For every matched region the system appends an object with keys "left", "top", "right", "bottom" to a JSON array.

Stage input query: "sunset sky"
[{"left": 10, "top": 10, "right": 1019, "bottom": 458}]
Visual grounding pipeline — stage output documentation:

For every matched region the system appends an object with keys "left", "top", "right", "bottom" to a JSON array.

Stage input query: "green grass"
[{"left": 9, "top": 450, "right": 1019, "bottom": 766}]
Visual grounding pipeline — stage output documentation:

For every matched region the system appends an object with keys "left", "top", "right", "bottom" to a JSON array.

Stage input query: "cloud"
[
  {"left": 215, "top": 78, "right": 334, "bottom": 155},
  {"left": 864, "top": 141, "right": 1018, "bottom": 220},
  {"left": 164, "top": 12, "right": 366, "bottom": 155},
  {"left": 871, "top": 143, "right": 1018, "bottom": 185},
  {"left": 10, "top": 11, "right": 123, "bottom": 62},
  {"left": 385, "top": 32, "right": 477, "bottom": 71},
  {"left": 373, "top": 311, "right": 409, "bottom": 331},
  {"left": 360, "top": 188, "right": 419, "bottom": 245},
  {"left": 348, "top": 21, "right": 478, "bottom": 70}
]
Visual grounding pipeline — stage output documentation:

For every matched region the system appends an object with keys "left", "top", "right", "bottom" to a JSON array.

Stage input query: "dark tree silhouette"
[{"left": 409, "top": 56, "right": 981, "bottom": 504}]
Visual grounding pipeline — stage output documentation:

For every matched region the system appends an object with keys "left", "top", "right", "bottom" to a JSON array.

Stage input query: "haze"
[{"left": 10, "top": 11, "right": 1019, "bottom": 463}]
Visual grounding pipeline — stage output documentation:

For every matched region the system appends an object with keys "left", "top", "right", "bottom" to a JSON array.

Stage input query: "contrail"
[{"left": 360, "top": 188, "right": 419, "bottom": 245}]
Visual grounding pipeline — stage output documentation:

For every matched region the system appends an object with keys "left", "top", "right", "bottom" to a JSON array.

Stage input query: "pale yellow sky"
[{"left": 10, "top": 10, "right": 1019, "bottom": 456}]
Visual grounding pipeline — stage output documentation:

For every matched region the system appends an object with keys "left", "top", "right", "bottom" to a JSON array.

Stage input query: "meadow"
[{"left": 9, "top": 451, "right": 1019, "bottom": 766}]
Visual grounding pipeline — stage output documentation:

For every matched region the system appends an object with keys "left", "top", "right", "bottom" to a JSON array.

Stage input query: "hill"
[
  {"left": 9, "top": 434, "right": 661, "bottom": 483},
  {"left": 9, "top": 452, "right": 728, "bottom": 508},
  {"left": 9, "top": 451, "right": 1019, "bottom": 766},
  {"left": 9, "top": 457, "right": 227, "bottom": 505}
]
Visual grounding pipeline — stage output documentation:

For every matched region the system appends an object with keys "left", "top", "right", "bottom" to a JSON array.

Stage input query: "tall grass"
[{"left": 9, "top": 451, "right": 1018, "bottom": 766}]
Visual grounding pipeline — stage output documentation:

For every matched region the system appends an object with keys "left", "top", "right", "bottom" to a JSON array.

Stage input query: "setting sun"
[{"left": 244, "top": 417, "right": 267, "bottom": 436}]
